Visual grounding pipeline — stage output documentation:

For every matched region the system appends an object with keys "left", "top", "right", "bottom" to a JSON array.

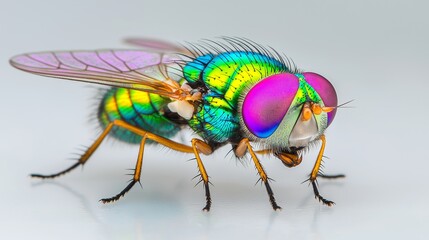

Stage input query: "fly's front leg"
[
  {"left": 309, "top": 134, "right": 335, "bottom": 206},
  {"left": 236, "top": 138, "right": 281, "bottom": 211},
  {"left": 318, "top": 174, "right": 346, "bottom": 179}
]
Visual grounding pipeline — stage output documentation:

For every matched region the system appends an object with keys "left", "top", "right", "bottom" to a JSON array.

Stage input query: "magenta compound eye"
[
  {"left": 303, "top": 72, "right": 338, "bottom": 126},
  {"left": 242, "top": 73, "right": 299, "bottom": 138}
]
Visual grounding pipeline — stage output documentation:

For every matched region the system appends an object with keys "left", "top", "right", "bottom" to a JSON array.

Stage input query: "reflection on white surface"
[
  {"left": 2, "top": 142, "right": 427, "bottom": 239},
  {"left": 1, "top": 0, "right": 429, "bottom": 239}
]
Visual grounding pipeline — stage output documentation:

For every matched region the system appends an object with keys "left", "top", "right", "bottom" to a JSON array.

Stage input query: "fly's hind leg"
[
  {"left": 235, "top": 138, "right": 281, "bottom": 211},
  {"left": 32, "top": 119, "right": 214, "bottom": 210},
  {"left": 31, "top": 122, "right": 116, "bottom": 179}
]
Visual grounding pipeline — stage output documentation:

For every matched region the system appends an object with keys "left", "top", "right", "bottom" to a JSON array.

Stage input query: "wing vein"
[
  {"left": 25, "top": 53, "right": 59, "bottom": 68},
  {"left": 96, "top": 51, "right": 124, "bottom": 73}
]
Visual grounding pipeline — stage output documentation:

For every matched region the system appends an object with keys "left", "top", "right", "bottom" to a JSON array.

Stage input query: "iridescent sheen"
[
  {"left": 183, "top": 54, "right": 214, "bottom": 84},
  {"left": 184, "top": 51, "right": 287, "bottom": 142},
  {"left": 10, "top": 39, "right": 341, "bottom": 210},
  {"left": 10, "top": 45, "right": 338, "bottom": 147},
  {"left": 98, "top": 88, "right": 181, "bottom": 143},
  {"left": 302, "top": 72, "right": 338, "bottom": 125},
  {"left": 200, "top": 51, "right": 286, "bottom": 105},
  {"left": 242, "top": 73, "right": 299, "bottom": 138},
  {"left": 188, "top": 93, "right": 238, "bottom": 142},
  {"left": 260, "top": 73, "right": 328, "bottom": 147}
]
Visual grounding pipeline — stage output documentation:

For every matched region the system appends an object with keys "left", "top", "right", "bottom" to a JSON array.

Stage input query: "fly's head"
[{"left": 239, "top": 72, "right": 338, "bottom": 153}]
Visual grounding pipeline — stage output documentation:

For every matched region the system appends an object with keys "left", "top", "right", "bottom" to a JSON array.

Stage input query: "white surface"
[{"left": 1, "top": 0, "right": 428, "bottom": 239}]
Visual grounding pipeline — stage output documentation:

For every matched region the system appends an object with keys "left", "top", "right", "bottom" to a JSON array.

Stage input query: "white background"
[{"left": 1, "top": 0, "right": 428, "bottom": 239}]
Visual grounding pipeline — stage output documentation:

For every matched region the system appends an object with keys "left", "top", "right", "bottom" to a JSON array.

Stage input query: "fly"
[{"left": 10, "top": 37, "right": 345, "bottom": 211}]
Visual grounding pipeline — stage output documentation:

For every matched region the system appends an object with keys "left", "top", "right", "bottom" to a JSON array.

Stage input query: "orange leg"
[
  {"left": 191, "top": 139, "right": 213, "bottom": 211},
  {"left": 100, "top": 135, "right": 147, "bottom": 203},
  {"left": 254, "top": 149, "right": 273, "bottom": 155},
  {"left": 236, "top": 138, "right": 281, "bottom": 211},
  {"left": 31, "top": 122, "right": 116, "bottom": 179},
  {"left": 255, "top": 149, "right": 302, "bottom": 168},
  {"left": 32, "top": 120, "right": 214, "bottom": 210},
  {"left": 309, "top": 134, "right": 337, "bottom": 206},
  {"left": 253, "top": 137, "right": 344, "bottom": 207}
]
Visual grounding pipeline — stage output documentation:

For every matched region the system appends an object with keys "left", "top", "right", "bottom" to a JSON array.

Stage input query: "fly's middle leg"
[
  {"left": 100, "top": 135, "right": 147, "bottom": 203},
  {"left": 191, "top": 139, "right": 213, "bottom": 211},
  {"left": 235, "top": 138, "right": 282, "bottom": 211}
]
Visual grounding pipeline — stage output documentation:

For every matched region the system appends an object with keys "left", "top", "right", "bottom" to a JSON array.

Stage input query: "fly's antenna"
[
  {"left": 335, "top": 99, "right": 355, "bottom": 109},
  {"left": 322, "top": 100, "right": 355, "bottom": 113}
]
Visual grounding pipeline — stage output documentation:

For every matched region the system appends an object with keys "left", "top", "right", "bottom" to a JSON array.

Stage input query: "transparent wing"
[
  {"left": 10, "top": 50, "right": 191, "bottom": 100},
  {"left": 125, "top": 37, "right": 192, "bottom": 55}
]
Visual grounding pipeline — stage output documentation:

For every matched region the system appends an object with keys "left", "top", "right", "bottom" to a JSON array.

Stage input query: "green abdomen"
[{"left": 98, "top": 88, "right": 181, "bottom": 144}]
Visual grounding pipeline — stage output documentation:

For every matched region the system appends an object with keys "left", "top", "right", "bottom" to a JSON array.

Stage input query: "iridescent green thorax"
[
  {"left": 184, "top": 51, "right": 288, "bottom": 143},
  {"left": 98, "top": 88, "right": 181, "bottom": 143}
]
